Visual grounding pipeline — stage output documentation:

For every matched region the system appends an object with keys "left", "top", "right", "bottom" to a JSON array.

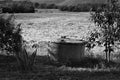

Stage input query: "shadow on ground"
[{"left": 0, "top": 55, "right": 120, "bottom": 80}]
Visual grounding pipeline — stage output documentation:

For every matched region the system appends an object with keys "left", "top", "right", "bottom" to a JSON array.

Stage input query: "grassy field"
[
  {"left": 16, "top": 12, "right": 93, "bottom": 41},
  {"left": 15, "top": 12, "right": 96, "bottom": 56}
]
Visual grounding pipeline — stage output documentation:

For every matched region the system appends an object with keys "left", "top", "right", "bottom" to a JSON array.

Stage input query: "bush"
[
  {"left": 17, "top": 46, "right": 37, "bottom": 72},
  {"left": 0, "top": 14, "right": 37, "bottom": 72},
  {"left": 0, "top": 14, "right": 22, "bottom": 54},
  {"left": 2, "top": 1, "right": 35, "bottom": 13}
]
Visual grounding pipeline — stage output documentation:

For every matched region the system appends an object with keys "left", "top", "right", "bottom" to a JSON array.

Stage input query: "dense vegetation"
[
  {"left": 34, "top": 2, "right": 106, "bottom": 12},
  {"left": 35, "top": 3, "right": 58, "bottom": 9},
  {"left": 59, "top": 4, "right": 106, "bottom": 12},
  {"left": 0, "top": 14, "right": 22, "bottom": 55},
  {"left": 0, "top": 14, "right": 37, "bottom": 72},
  {"left": 87, "top": 0, "right": 120, "bottom": 62},
  {"left": 0, "top": 1, "right": 107, "bottom": 13},
  {"left": 2, "top": 1, "right": 35, "bottom": 13}
]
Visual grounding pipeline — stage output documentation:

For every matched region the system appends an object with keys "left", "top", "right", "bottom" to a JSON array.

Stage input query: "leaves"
[
  {"left": 0, "top": 14, "right": 22, "bottom": 54},
  {"left": 88, "top": 0, "right": 120, "bottom": 62}
]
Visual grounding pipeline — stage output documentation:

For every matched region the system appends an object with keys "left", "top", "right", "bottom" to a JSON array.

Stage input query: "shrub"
[
  {"left": 0, "top": 14, "right": 37, "bottom": 72},
  {"left": 0, "top": 14, "right": 22, "bottom": 54},
  {"left": 17, "top": 46, "right": 37, "bottom": 72}
]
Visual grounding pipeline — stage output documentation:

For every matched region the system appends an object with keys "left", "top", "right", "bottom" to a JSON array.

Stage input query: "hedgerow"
[{"left": 2, "top": 1, "right": 35, "bottom": 13}]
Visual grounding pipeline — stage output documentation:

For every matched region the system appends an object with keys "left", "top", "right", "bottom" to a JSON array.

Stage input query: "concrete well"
[{"left": 48, "top": 38, "right": 87, "bottom": 63}]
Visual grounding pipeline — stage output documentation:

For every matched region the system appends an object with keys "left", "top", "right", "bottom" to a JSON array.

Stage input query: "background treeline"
[
  {"left": 34, "top": 3, "right": 58, "bottom": 9},
  {"left": 2, "top": 1, "right": 35, "bottom": 13},
  {"left": 34, "top": 3, "right": 106, "bottom": 12},
  {"left": 59, "top": 4, "right": 106, "bottom": 12},
  {"left": 1, "top": 1, "right": 107, "bottom": 13}
]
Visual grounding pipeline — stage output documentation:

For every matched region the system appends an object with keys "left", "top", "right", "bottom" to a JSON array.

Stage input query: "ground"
[{"left": 0, "top": 55, "right": 120, "bottom": 80}]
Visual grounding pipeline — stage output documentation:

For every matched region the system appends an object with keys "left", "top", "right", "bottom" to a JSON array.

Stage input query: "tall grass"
[
  {"left": 17, "top": 46, "right": 37, "bottom": 72},
  {"left": 33, "top": 3, "right": 106, "bottom": 12}
]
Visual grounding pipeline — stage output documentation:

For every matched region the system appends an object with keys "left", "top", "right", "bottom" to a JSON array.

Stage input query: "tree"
[{"left": 88, "top": 0, "right": 120, "bottom": 62}]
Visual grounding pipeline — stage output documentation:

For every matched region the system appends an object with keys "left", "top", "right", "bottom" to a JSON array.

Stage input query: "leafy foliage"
[
  {"left": 88, "top": 0, "right": 120, "bottom": 61},
  {"left": 59, "top": 4, "right": 106, "bottom": 12},
  {"left": 0, "top": 14, "right": 22, "bottom": 55},
  {"left": 0, "top": 14, "right": 37, "bottom": 72},
  {"left": 17, "top": 46, "right": 37, "bottom": 71},
  {"left": 33, "top": 3, "right": 106, "bottom": 12}
]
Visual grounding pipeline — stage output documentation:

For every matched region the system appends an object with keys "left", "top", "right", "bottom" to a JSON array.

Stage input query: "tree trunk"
[
  {"left": 108, "top": 51, "right": 110, "bottom": 62},
  {"left": 106, "top": 51, "right": 108, "bottom": 61}
]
